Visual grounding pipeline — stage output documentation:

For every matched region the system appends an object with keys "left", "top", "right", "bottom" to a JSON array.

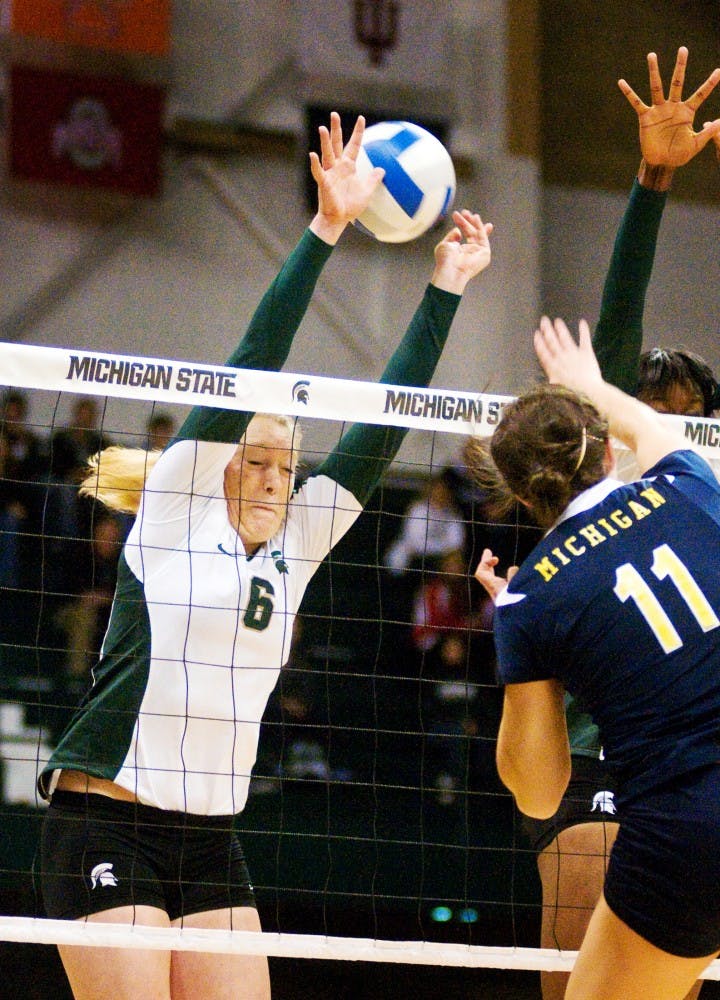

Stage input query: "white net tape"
[
  {"left": 1, "top": 340, "right": 718, "bottom": 457},
  {"left": 0, "top": 917, "right": 719, "bottom": 978},
  {"left": 0, "top": 917, "right": 717, "bottom": 977}
]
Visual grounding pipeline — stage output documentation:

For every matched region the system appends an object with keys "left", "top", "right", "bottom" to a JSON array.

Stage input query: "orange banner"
[{"left": 8, "top": 1, "right": 170, "bottom": 57}]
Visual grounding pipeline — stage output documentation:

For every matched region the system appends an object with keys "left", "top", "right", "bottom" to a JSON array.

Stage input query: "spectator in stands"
[
  {"left": 409, "top": 548, "right": 497, "bottom": 804},
  {"left": 1, "top": 388, "right": 47, "bottom": 483},
  {"left": 384, "top": 467, "right": 466, "bottom": 576},
  {"left": 50, "top": 396, "right": 112, "bottom": 482},
  {"left": 144, "top": 411, "right": 177, "bottom": 451},
  {"left": 411, "top": 548, "right": 471, "bottom": 654}
]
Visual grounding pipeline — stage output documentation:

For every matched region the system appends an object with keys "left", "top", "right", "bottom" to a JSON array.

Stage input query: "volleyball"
[{"left": 354, "top": 121, "right": 456, "bottom": 243}]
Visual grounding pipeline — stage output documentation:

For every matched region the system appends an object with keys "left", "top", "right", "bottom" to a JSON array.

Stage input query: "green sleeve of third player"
[{"left": 592, "top": 178, "right": 668, "bottom": 394}]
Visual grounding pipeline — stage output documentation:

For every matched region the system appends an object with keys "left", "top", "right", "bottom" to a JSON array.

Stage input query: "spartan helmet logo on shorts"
[
  {"left": 89, "top": 861, "right": 119, "bottom": 888},
  {"left": 591, "top": 790, "right": 617, "bottom": 815}
]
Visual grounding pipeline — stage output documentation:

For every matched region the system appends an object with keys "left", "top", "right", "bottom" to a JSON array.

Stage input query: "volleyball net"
[{"left": 1, "top": 341, "right": 720, "bottom": 981}]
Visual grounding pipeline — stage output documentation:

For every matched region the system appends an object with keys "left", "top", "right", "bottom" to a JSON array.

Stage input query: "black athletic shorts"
[
  {"left": 522, "top": 754, "right": 620, "bottom": 854},
  {"left": 39, "top": 790, "right": 256, "bottom": 921},
  {"left": 605, "top": 763, "right": 720, "bottom": 958}
]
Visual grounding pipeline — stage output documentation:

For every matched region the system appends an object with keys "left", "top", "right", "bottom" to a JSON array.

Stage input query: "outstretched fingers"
[
  {"left": 686, "top": 115, "right": 720, "bottom": 158},
  {"left": 535, "top": 314, "right": 571, "bottom": 355},
  {"left": 534, "top": 316, "right": 602, "bottom": 392},
  {"left": 533, "top": 316, "right": 577, "bottom": 380},
  {"left": 341, "top": 113, "right": 366, "bottom": 162},
  {"left": 533, "top": 317, "right": 556, "bottom": 374},
  {"left": 329, "top": 111, "right": 345, "bottom": 159},
  {"left": 307, "top": 149, "right": 323, "bottom": 185},
  {"left": 647, "top": 51, "right": 666, "bottom": 105},
  {"left": 315, "top": 112, "right": 365, "bottom": 171},
  {"left": 619, "top": 49, "right": 669, "bottom": 113},
  {"left": 617, "top": 78, "right": 647, "bottom": 115},
  {"left": 685, "top": 66, "right": 720, "bottom": 113},
  {"left": 667, "top": 45, "right": 688, "bottom": 103},
  {"left": 453, "top": 209, "right": 492, "bottom": 243},
  {"left": 315, "top": 122, "right": 335, "bottom": 171}
]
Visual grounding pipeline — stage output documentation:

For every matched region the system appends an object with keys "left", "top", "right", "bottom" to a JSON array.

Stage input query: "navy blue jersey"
[{"left": 495, "top": 450, "right": 720, "bottom": 804}]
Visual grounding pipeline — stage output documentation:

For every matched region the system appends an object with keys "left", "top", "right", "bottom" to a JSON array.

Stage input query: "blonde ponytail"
[{"left": 79, "top": 446, "right": 161, "bottom": 515}]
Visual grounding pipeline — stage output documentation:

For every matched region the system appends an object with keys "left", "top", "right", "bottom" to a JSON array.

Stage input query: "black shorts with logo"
[
  {"left": 521, "top": 754, "right": 620, "bottom": 854},
  {"left": 39, "top": 791, "right": 256, "bottom": 921},
  {"left": 605, "top": 763, "right": 720, "bottom": 957}
]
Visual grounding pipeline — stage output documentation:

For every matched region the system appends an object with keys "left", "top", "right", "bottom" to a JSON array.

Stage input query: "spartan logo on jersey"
[
  {"left": 271, "top": 549, "right": 289, "bottom": 574},
  {"left": 292, "top": 379, "right": 310, "bottom": 405},
  {"left": 591, "top": 790, "right": 616, "bottom": 815},
  {"left": 90, "top": 862, "right": 119, "bottom": 888}
]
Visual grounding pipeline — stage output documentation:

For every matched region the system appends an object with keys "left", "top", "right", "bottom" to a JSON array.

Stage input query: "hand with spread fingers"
[
  {"left": 309, "top": 111, "right": 385, "bottom": 243},
  {"left": 618, "top": 45, "right": 720, "bottom": 168},
  {"left": 534, "top": 315, "right": 602, "bottom": 396}
]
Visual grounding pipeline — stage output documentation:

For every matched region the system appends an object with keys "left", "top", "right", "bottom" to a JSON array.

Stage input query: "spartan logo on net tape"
[{"left": 292, "top": 380, "right": 311, "bottom": 405}]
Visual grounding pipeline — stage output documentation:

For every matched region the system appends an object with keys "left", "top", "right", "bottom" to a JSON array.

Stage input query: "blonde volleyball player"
[
  {"left": 475, "top": 316, "right": 720, "bottom": 999},
  {"left": 37, "top": 112, "right": 494, "bottom": 1000}
]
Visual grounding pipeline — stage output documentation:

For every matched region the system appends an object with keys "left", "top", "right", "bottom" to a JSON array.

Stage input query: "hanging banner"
[
  {"left": 9, "top": 63, "right": 165, "bottom": 197},
  {"left": 3, "top": 0, "right": 170, "bottom": 58},
  {"left": 296, "top": 0, "right": 451, "bottom": 120}
]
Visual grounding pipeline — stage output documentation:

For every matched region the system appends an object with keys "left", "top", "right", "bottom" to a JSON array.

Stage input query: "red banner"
[{"left": 9, "top": 64, "right": 165, "bottom": 197}]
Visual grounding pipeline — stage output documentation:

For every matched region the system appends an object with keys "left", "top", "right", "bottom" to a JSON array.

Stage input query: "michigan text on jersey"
[{"left": 534, "top": 485, "right": 666, "bottom": 582}]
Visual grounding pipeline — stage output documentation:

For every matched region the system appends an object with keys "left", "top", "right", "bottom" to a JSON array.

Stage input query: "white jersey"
[{"left": 44, "top": 439, "right": 361, "bottom": 815}]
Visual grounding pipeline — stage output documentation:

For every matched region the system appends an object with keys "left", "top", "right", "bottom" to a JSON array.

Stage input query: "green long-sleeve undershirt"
[
  {"left": 593, "top": 178, "right": 668, "bottom": 393},
  {"left": 315, "top": 284, "right": 460, "bottom": 505},
  {"left": 177, "top": 228, "right": 334, "bottom": 445},
  {"left": 174, "top": 225, "right": 462, "bottom": 507}
]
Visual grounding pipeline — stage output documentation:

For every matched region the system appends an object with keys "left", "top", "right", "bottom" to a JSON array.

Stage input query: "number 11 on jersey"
[{"left": 614, "top": 543, "right": 720, "bottom": 654}]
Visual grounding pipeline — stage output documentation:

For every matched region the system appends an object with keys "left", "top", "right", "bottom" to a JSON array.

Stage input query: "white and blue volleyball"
[{"left": 354, "top": 121, "right": 456, "bottom": 243}]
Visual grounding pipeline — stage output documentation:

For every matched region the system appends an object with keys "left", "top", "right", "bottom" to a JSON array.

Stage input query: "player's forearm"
[
  {"left": 496, "top": 681, "right": 571, "bottom": 819},
  {"left": 496, "top": 725, "right": 569, "bottom": 820},
  {"left": 581, "top": 377, "right": 686, "bottom": 470},
  {"left": 593, "top": 177, "right": 668, "bottom": 394},
  {"left": 315, "top": 284, "right": 460, "bottom": 503},
  {"left": 177, "top": 229, "right": 332, "bottom": 442},
  {"left": 227, "top": 228, "right": 334, "bottom": 372}
]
